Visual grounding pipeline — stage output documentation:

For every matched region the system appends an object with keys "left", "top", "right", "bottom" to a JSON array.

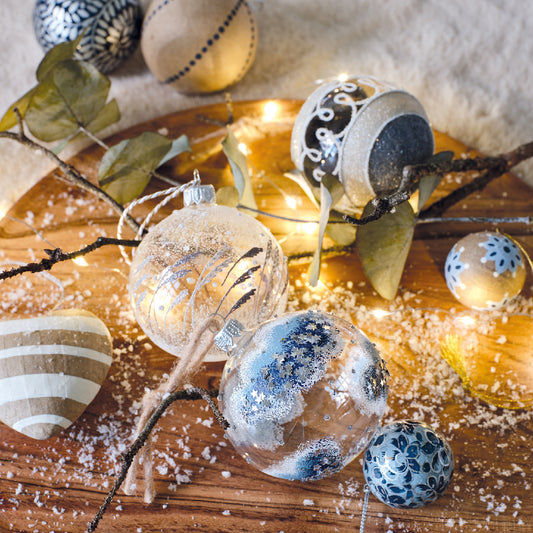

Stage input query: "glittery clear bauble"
[
  {"left": 33, "top": 0, "right": 142, "bottom": 74},
  {"left": 218, "top": 310, "right": 389, "bottom": 481},
  {"left": 363, "top": 420, "right": 454, "bottom": 509},
  {"left": 291, "top": 75, "right": 434, "bottom": 208},
  {"left": 444, "top": 231, "right": 526, "bottom": 309},
  {"left": 129, "top": 194, "right": 288, "bottom": 362},
  {"left": 141, "top": 0, "right": 257, "bottom": 94}
]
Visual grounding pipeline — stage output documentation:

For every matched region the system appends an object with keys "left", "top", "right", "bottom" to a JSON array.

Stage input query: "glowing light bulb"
[
  {"left": 263, "top": 101, "right": 280, "bottom": 121},
  {"left": 285, "top": 196, "right": 297, "bottom": 210},
  {"left": 459, "top": 316, "right": 476, "bottom": 326},
  {"left": 72, "top": 256, "right": 89, "bottom": 267},
  {"left": 371, "top": 309, "right": 390, "bottom": 319},
  {"left": 337, "top": 73, "right": 349, "bottom": 82},
  {"left": 298, "top": 222, "right": 317, "bottom": 235},
  {"left": 238, "top": 142, "right": 250, "bottom": 155}
]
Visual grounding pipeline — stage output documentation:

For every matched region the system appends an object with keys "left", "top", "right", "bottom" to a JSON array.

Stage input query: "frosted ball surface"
[
  {"left": 218, "top": 310, "right": 389, "bottom": 481},
  {"left": 291, "top": 75, "right": 434, "bottom": 208},
  {"left": 141, "top": 0, "right": 257, "bottom": 94},
  {"left": 444, "top": 231, "right": 526, "bottom": 309},
  {"left": 363, "top": 420, "right": 454, "bottom": 509},
  {"left": 129, "top": 205, "right": 288, "bottom": 361}
]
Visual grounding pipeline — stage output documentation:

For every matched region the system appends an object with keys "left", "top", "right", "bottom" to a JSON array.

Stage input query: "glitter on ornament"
[
  {"left": 33, "top": 0, "right": 142, "bottom": 74},
  {"left": 217, "top": 310, "right": 389, "bottom": 481},
  {"left": 363, "top": 420, "right": 454, "bottom": 509},
  {"left": 128, "top": 184, "right": 288, "bottom": 362},
  {"left": 291, "top": 75, "right": 434, "bottom": 208},
  {"left": 444, "top": 231, "right": 526, "bottom": 309}
]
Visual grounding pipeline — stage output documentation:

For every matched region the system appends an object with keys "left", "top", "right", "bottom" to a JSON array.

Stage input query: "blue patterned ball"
[
  {"left": 218, "top": 310, "right": 389, "bottom": 481},
  {"left": 33, "top": 0, "right": 142, "bottom": 73},
  {"left": 363, "top": 420, "right": 454, "bottom": 509}
]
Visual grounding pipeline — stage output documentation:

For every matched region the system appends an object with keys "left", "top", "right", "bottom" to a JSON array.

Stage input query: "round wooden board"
[{"left": 0, "top": 100, "right": 532, "bottom": 533}]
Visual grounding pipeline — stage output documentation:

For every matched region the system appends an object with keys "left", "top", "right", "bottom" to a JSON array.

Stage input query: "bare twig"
[
  {"left": 0, "top": 127, "right": 140, "bottom": 233},
  {"left": 87, "top": 387, "right": 226, "bottom": 533},
  {"left": 0, "top": 237, "right": 140, "bottom": 281}
]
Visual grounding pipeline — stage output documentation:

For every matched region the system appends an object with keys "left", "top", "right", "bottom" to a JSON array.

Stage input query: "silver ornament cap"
[
  {"left": 214, "top": 319, "right": 245, "bottom": 353},
  {"left": 183, "top": 184, "right": 216, "bottom": 207}
]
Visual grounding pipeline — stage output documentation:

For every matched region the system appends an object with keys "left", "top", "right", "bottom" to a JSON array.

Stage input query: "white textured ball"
[{"left": 141, "top": 0, "right": 257, "bottom": 94}]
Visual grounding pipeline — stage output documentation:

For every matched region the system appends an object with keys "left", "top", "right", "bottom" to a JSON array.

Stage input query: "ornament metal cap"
[
  {"left": 214, "top": 318, "right": 245, "bottom": 352},
  {"left": 183, "top": 184, "right": 216, "bottom": 207}
]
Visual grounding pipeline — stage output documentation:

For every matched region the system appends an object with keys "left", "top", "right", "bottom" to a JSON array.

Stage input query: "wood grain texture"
[{"left": 0, "top": 100, "right": 531, "bottom": 533}]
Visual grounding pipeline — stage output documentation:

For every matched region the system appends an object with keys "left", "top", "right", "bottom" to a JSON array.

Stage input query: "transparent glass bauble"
[
  {"left": 218, "top": 310, "right": 389, "bottom": 481},
  {"left": 128, "top": 186, "right": 288, "bottom": 361}
]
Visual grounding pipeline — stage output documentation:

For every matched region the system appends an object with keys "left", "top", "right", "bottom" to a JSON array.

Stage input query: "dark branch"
[
  {"left": 87, "top": 387, "right": 227, "bottom": 533},
  {"left": 0, "top": 237, "right": 140, "bottom": 281},
  {"left": 0, "top": 128, "right": 140, "bottom": 234}
]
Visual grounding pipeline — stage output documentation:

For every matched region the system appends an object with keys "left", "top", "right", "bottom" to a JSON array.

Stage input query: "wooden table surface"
[{"left": 0, "top": 100, "right": 532, "bottom": 533}]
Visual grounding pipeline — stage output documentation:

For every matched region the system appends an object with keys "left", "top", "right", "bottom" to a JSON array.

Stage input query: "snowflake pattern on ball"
[
  {"left": 444, "top": 245, "right": 468, "bottom": 296},
  {"left": 479, "top": 234, "right": 523, "bottom": 276},
  {"left": 363, "top": 420, "right": 454, "bottom": 509}
]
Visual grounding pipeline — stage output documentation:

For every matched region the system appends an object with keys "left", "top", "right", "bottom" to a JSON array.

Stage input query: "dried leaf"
[
  {"left": 85, "top": 99, "right": 121, "bottom": 135},
  {"left": 36, "top": 35, "right": 84, "bottom": 82},
  {"left": 325, "top": 220, "right": 356, "bottom": 245},
  {"left": 356, "top": 200, "right": 416, "bottom": 300},
  {"left": 283, "top": 169, "right": 320, "bottom": 207},
  {"left": 416, "top": 151, "right": 454, "bottom": 212},
  {"left": 222, "top": 129, "right": 258, "bottom": 212},
  {"left": 25, "top": 60, "right": 111, "bottom": 142},
  {"left": 98, "top": 131, "right": 189, "bottom": 203},
  {"left": 159, "top": 135, "right": 191, "bottom": 166},
  {"left": 216, "top": 185, "right": 240, "bottom": 207},
  {"left": 308, "top": 182, "right": 334, "bottom": 286},
  {"left": 0, "top": 87, "right": 37, "bottom": 131}
]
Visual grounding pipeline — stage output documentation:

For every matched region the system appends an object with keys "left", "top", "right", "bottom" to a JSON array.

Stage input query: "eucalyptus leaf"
[
  {"left": 0, "top": 87, "right": 36, "bottom": 131},
  {"left": 284, "top": 169, "right": 320, "bottom": 207},
  {"left": 98, "top": 131, "right": 182, "bottom": 203},
  {"left": 216, "top": 185, "right": 240, "bottom": 207},
  {"left": 321, "top": 173, "right": 345, "bottom": 207},
  {"left": 36, "top": 35, "right": 84, "bottom": 82},
  {"left": 159, "top": 134, "right": 191, "bottom": 166},
  {"left": 25, "top": 60, "right": 111, "bottom": 142},
  {"left": 325, "top": 221, "right": 356, "bottom": 245},
  {"left": 417, "top": 151, "right": 454, "bottom": 212},
  {"left": 308, "top": 183, "right": 334, "bottom": 286},
  {"left": 356, "top": 200, "right": 416, "bottom": 300},
  {"left": 85, "top": 98, "right": 121, "bottom": 134},
  {"left": 222, "top": 129, "right": 257, "bottom": 212}
]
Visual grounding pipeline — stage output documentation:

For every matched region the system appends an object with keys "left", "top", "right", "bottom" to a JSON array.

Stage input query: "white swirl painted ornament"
[
  {"left": 141, "top": 0, "right": 257, "bottom": 94},
  {"left": 217, "top": 310, "right": 389, "bottom": 481},
  {"left": 0, "top": 309, "right": 113, "bottom": 440},
  {"left": 291, "top": 75, "right": 434, "bottom": 208},
  {"left": 128, "top": 184, "right": 288, "bottom": 362},
  {"left": 444, "top": 231, "right": 527, "bottom": 309}
]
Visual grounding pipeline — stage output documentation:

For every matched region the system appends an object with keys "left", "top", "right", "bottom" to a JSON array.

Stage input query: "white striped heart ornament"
[{"left": 0, "top": 309, "right": 113, "bottom": 440}]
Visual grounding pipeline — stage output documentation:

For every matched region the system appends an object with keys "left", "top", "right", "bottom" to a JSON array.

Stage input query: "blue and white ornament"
[
  {"left": 33, "top": 0, "right": 142, "bottom": 73},
  {"left": 217, "top": 310, "right": 389, "bottom": 481},
  {"left": 363, "top": 420, "right": 454, "bottom": 509},
  {"left": 444, "top": 231, "right": 526, "bottom": 309},
  {"left": 291, "top": 75, "right": 434, "bottom": 208}
]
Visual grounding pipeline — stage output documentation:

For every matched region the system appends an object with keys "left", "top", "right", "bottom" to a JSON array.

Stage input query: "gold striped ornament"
[{"left": 0, "top": 309, "right": 113, "bottom": 440}]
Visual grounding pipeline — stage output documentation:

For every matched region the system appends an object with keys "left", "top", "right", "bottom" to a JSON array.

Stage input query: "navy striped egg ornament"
[
  {"left": 33, "top": 0, "right": 142, "bottom": 73},
  {"left": 0, "top": 309, "right": 113, "bottom": 440},
  {"left": 291, "top": 75, "right": 434, "bottom": 209},
  {"left": 141, "top": 0, "right": 257, "bottom": 94}
]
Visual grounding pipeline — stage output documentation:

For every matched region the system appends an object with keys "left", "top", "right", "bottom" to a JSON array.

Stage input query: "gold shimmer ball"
[
  {"left": 141, "top": 0, "right": 257, "bottom": 94},
  {"left": 444, "top": 231, "right": 527, "bottom": 309}
]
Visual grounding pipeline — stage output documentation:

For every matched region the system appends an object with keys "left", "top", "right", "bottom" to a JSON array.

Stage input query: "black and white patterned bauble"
[
  {"left": 291, "top": 76, "right": 435, "bottom": 208},
  {"left": 33, "top": 0, "right": 142, "bottom": 74}
]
